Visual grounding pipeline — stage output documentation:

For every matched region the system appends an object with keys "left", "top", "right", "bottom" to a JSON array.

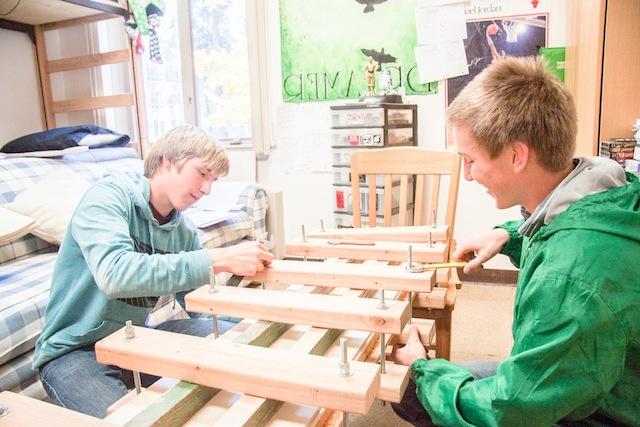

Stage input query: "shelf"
[{"left": 1, "top": 0, "right": 128, "bottom": 26}]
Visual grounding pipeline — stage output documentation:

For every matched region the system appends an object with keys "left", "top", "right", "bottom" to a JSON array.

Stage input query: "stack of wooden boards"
[{"left": 0, "top": 225, "right": 453, "bottom": 426}]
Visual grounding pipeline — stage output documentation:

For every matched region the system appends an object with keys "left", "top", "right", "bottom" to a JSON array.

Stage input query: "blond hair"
[
  {"left": 447, "top": 56, "right": 576, "bottom": 172},
  {"left": 144, "top": 125, "right": 229, "bottom": 177}
]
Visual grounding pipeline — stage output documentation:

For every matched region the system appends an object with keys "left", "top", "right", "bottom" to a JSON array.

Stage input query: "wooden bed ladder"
[{"left": 33, "top": 7, "right": 148, "bottom": 156}]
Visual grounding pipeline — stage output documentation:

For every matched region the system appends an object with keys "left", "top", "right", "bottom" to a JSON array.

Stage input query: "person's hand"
[
  {"left": 208, "top": 241, "right": 274, "bottom": 276},
  {"left": 452, "top": 228, "right": 509, "bottom": 274},
  {"left": 393, "top": 325, "right": 427, "bottom": 366}
]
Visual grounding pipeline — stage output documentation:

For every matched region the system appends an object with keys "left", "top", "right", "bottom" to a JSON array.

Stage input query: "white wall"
[
  {"left": 258, "top": 0, "right": 568, "bottom": 270},
  {"left": 0, "top": 29, "right": 45, "bottom": 146}
]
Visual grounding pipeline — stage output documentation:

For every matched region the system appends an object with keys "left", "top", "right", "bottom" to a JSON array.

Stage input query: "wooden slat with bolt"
[
  {"left": 185, "top": 285, "right": 409, "bottom": 335},
  {"left": 307, "top": 225, "right": 448, "bottom": 242},
  {"left": 247, "top": 259, "right": 435, "bottom": 293},
  {"left": 285, "top": 239, "right": 447, "bottom": 263},
  {"left": 95, "top": 327, "right": 380, "bottom": 415}
]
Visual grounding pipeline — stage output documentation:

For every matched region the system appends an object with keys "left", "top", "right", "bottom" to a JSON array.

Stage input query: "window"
[
  {"left": 190, "top": 0, "right": 252, "bottom": 143},
  {"left": 140, "top": 0, "right": 186, "bottom": 141},
  {"left": 135, "top": 0, "right": 272, "bottom": 156}
]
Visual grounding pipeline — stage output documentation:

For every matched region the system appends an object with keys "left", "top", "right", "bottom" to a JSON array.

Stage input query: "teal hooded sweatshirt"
[
  {"left": 33, "top": 172, "right": 212, "bottom": 370},
  {"left": 411, "top": 164, "right": 640, "bottom": 426}
]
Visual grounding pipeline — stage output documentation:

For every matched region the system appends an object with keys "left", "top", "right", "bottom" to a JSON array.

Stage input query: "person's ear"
[
  {"left": 162, "top": 156, "right": 173, "bottom": 171},
  {"left": 511, "top": 141, "right": 529, "bottom": 173}
]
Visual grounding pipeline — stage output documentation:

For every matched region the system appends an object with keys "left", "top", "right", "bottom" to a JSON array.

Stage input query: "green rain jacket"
[{"left": 412, "top": 172, "right": 640, "bottom": 426}]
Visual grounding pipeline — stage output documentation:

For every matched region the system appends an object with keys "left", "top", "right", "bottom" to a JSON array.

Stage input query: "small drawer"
[
  {"left": 331, "top": 108, "right": 385, "bottom": 127},
  {"left": 331, "top": 128, "right": 384, "bottom": 147},
  {"left": 387, "top": 127, "right": 414, "bottom": 146},
  {"left": 386, "top": 108, "right": 414, "bottom": 125},
  {"left": 331, "top": 147, "right": 360, "bottom": 167}
]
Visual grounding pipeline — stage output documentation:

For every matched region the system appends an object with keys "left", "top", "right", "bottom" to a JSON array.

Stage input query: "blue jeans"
[
  {"left": 392, "top": 361, "right": 499, "bottom": 427},
  {"left": 39, "top": 318, "right": 237, "bottom": 418}
]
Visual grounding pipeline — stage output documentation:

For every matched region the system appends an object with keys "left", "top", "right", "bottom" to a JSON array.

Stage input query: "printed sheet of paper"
[
  {"left": 414, "top": 1, "right": 469, "bottom": 83},
  {"left": 415, "top": 39, "right": 468, "bottom": 83}
]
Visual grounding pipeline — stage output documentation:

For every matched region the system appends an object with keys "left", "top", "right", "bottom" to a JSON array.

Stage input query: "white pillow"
[{"left": 7, "top": 169, "right": 91, "bottom": 244}]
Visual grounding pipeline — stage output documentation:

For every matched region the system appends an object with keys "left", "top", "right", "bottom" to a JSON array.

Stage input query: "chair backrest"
[{"left": 349, "top": 146, "right": 462, "bottom": 235}]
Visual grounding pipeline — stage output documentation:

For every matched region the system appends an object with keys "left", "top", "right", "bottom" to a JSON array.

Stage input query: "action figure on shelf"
[{"left": 363, "top": 56, "right": 379, "bottom": 96}]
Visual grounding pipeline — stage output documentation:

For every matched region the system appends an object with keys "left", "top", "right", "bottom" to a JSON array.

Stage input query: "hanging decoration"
[{"left": 124, "top": 0, "right": 165, "bottom": 63}]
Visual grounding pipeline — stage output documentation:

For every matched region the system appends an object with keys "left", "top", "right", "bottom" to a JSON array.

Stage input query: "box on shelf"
[
  {"left": 599, "top": 138, "right": 637, "bottom": 165},
  {"left": 330, "top": 105, "right": 414, "bottom": 128},
  {"left": 331, "top": 128, "right": 384, "bottom": 147}
]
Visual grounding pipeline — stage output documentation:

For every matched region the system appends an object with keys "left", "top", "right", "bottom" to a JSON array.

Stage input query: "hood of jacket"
[
  {"left": 531, "top": 161, "right": 640, "bottom": 244},
  {"left": 102, "top": 171, "right": 184, "bottom": 232},
  {"left": 519, "top": 157, "right": 634, "bottom": 237}
]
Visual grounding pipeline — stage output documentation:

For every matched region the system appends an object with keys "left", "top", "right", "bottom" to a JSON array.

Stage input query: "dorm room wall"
[
  {"left": 0, "top": 29, "right": 44, "bottom": 144},
  {"left": 257, "top": 0, "right": 569, "bottom": 270}
]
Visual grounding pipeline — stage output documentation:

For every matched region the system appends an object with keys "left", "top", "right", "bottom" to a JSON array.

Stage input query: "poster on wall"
[
  {"left": 279, "top": 0, "right": 438, "bottom": 103},
  {"left": 447, "top": 14, "right": 548, "bottom": 105}
]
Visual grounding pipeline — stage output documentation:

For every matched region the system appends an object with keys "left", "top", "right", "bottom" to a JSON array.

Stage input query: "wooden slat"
[
  {"left": 413, "top": 287, "right": 447, "bottom": 310},
  {"left": 428, "top": 175, "right": 441, "bottom": 225},
  {"left": 444, "top": 155, "right": 462, "bottom": 231},
  {"left": 185, "top": 286, "right": 409, "bottom": 335},
  {"left": 47, "top": 49, "right": 130, "bottom": 73},
  {"left": 351, "top": 172, "right": 362, "bottom": 228},
  {"left": 307, "top": 225, "right": 449, "bottom": 242},
  {"left": 95, "top": 327, "right": 380, "bottom": 415},
  {"left": 285, "top": 239, "right": 447, "bottom": 263},
  {"left": 393, "top": 318, "right": 435, "bottom": 347},
  {"left": 52, "top": 93, "right": 134, "bottom": 113},
  {"left": 0, "top": 391, "right": 113, "bottom": 426},
  {"left": 34, "top": 25, "right": 55, "bottom": 128},
  {"left": 367, "top": 176, "right": 376, "bottom": 227},
  {"left": 248, "top": 259, "right": 435, "bottom": 293},
  {"left": 414, "top": 174, "right": 425, "bottom": 226},
  {"left": 399, "top": 175, "right": 409, "bottom": 226},
  {"left": 369, "top": 362, "right": 410, "bottom": 404},
  {"left": 383, "top": 175, "right": 393, "bottom": 226},
  {"left": 123, "top": 382, "right": 219, "bottom": 427},
  {"left": 351, "top": 147, "right": 460, "bottom": 175}
]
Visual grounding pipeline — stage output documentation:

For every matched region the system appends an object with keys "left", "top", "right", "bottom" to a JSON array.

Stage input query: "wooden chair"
[{"left": 349, "top": 146, "right": 462, "bottom": 359}]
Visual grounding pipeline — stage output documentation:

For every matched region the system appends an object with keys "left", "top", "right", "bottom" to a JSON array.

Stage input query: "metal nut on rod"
[
  {"left": 208, "top": 271, "right": 218, "bottom": 293},
  {"left": 338, "top": 338, "right": 352, "bottom": 377},
  {"left": 124, "top": 320, "right": 135, "bottom": 340},
  {"left": 377, "top": 289, "right": 389, "bottom": 310}
]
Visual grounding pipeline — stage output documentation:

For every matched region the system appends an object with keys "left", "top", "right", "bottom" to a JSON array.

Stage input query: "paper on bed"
[
  {"left": 183, "top": 209, "right": 235, "bottom": 228},
  {"left": 193, "top": 181, "right": 254, "bottom": 212}
]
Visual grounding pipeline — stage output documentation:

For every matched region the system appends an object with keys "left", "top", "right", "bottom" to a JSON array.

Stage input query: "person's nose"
[{"left": 201, "top": 179, "right": 212, "bottom": 195}]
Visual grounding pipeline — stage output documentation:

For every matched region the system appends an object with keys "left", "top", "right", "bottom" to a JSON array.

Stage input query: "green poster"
[
  {"left": 279, "top": 0, "right": 437, "bottom": 103},
  {"left": 539, "top": 47, "right": 566, "bottom": 82}
]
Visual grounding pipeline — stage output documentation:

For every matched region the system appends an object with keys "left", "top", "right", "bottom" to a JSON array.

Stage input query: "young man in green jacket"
[
  {"left": 34, "top": 126, "right": 273, "bottom": 418},
  {"left": 393, "top": 56, "right": 640, "bottom": 426}
]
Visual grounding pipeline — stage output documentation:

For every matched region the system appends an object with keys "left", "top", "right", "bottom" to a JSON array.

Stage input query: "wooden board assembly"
[
  {"left": 0, "top": 391, "right": 112, "bottom": 426},
  {"left": 186, "top": 286, "right": 409, "bottom": 335},
  {"left": 95, "top": 326, "right": 380, "bottom": 415},
  {"left": 286, "top": 239, "right": 447, "bottom": 263},
  {"left": 248, "top": 259, "right": 435, "bottom": 293},
  {"left": 306, "top": 225, "right": 448, "bottom": 243}
]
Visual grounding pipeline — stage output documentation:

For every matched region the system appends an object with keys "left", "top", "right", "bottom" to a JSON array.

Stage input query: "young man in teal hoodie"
[
  {"left": 33, "top": 125, "right": 274, "bottom": 418},
  {"left": 393, "top": 56, "right": 640, "bottom": 426}
]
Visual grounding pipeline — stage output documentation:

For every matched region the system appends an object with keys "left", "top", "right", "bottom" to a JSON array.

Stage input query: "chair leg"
[{"left": 413, "top": 306, "right": 453, "bottom": 360}]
